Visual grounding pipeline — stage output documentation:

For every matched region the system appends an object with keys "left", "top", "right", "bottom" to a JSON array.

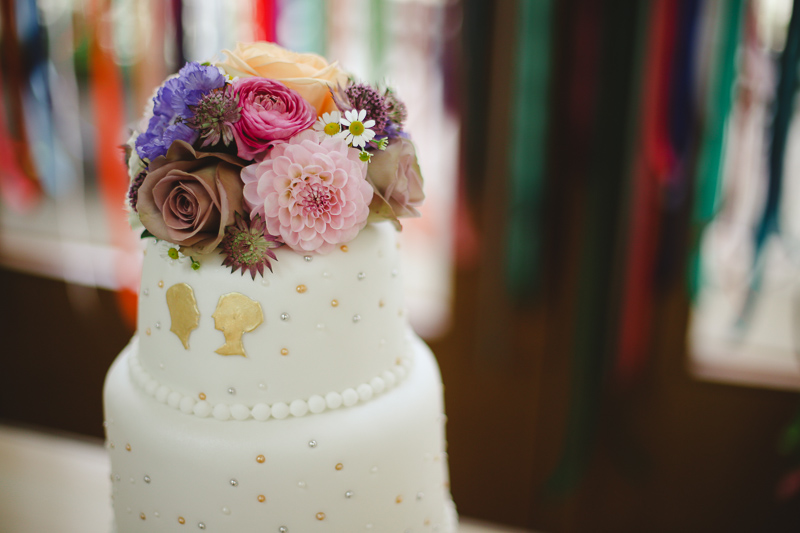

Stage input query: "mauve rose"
[
  {"left": 137, "top": 140, "right": 247, "bottom": 255},
  {"left": 232, "top": 77, "right": 316, "bottom": 160},
  {"left": 366, "top": 138, "right": 425, "bottom": 228}
]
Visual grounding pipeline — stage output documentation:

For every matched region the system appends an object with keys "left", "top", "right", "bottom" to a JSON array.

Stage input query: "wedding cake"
[{"left": 103, "top": 43, "right": 457, "bottom": 532}]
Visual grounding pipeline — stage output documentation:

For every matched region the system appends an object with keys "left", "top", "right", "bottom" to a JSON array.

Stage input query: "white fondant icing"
[{"left": 105, "top": 337, "right": 456, "bottom": 532}]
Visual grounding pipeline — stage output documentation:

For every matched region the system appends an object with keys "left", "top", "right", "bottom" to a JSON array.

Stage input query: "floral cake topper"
[{"left": 126, "top": 42, "right": 425, "bottom": 278}]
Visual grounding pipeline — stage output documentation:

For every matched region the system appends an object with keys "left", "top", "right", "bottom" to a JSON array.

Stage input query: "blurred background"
[{"left": 2, "top": 0, "right": 800, "bottom": 531}]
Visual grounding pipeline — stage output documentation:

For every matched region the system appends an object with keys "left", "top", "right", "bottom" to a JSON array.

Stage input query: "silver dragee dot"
[
  {"left": 230, "top": 479, "right": 238, "bottom": 487},
  {"left": 308, "top": 440, "right": 317, "bottom": 448},
  {"left": 198, "top": 523, "right": 206, "bottom": 530},
  {"left": 280, "top": 313, "right": 290, "bottom": 321},
  {"left": 154, "top": 322, "right": 161, "bottom": 329},
  {"left": 279, "top": 527, "right": 288, "bottom": 533},
  {"left": 391, "top": 269, "right": 398, "bottom": 277},
  {"left": 115, "top": 475, "right": 120, "bottom": 482},
  {"left": 345, "top": 491, "right": 354, "bottom": 498},
  {"left": 357, "top": 272, "right": 366, "bottom": 280},
  {"left": 154, "top": 511, "right": 159, "bottom": 518},
  {"left": 353, "top": 314, "right": 361, "bottom": 323},
  {"left": 297, "top": 481, "right": 306, "bottom": 488},
  {"left": 322, "top": 271, "right": 330, "bottom": 278},
  {"left": 304, "top": 255, "right": 312, "bottom": 262},
  {"left": 142, "top": 289, "right": 149, "bottom": 296},
  {"left": 258, "top": 382, "right": 266, "bottom": 390},
  {"left": 144, "top": 475, "right": 151, "bottom": 483},
  {"left": 417, "top": 492, "right": 424, "bottom": 500},
  {"left": 221, "top": 506, "right": 231, "bottom": 515},
  {"left": 227, "top": 387, "right": 236, "bottom": 395},
  {"left": 316, "top": 323, "right": 325, "bottom": 330}
]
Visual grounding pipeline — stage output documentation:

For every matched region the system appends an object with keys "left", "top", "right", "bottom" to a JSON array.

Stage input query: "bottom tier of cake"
[{"left": 104, "top": 335, "right": 457, "bottom": 532}]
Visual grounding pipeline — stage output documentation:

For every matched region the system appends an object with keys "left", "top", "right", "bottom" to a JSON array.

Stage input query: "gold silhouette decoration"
[
  {"left": 213, "top": 292, "right": 263, "bottom": 357},
  {"left": 166, "top": 283, "right": 200, "bottom": 349}
]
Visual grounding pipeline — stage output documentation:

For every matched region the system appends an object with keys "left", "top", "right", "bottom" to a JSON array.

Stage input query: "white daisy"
[
  {"left": 314, "top": 111, "right": 344, "bottom": 138},
  {"left": 156, "top": 240, "right": 188, "bottom": 265},
  {"left": 340, "top": 109, "right": 376, "bottom": 149}
]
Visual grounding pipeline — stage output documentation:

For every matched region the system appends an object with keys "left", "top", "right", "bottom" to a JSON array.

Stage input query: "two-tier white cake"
[{"left": 104, "top": 41, "right": 456, "bottom": 532}]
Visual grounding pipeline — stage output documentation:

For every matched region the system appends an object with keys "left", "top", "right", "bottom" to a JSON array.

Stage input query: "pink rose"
[
  {"left": 366, "top": 138, "right": 425, "bottom": 227},
  {"left": 136, "top": 141, "right": 247, "bottom": 255},
  {"left": 241, "top": 130, "right": 372, "bottom": 254},
  {"left": 232, "top": 77, "right": 316, "bottom": 160}
]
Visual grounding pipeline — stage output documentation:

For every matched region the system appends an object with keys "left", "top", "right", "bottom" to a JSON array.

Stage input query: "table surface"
[{"left": 0, "top": 424, "right": 533, "bottom": 533}]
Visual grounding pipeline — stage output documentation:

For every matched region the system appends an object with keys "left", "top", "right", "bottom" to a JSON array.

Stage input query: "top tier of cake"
[{"left": 135, "top": 221, "right": 410, "bottom": 411}]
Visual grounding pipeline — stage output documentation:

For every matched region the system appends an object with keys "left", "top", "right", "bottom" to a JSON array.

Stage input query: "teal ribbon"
[
  {"left": 688, "top": 0, "right": 744, "bottom": 298},
  {"left": 505, "top": 0, "right": 553, "bottom": 300},
  {"left": 739, "top": 0, "right": 800, "bottom": 326}
]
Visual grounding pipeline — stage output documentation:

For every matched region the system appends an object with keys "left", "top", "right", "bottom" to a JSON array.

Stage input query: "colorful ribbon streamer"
[{"left": 504, "top": 0, "right": 553, "bottom": 300}]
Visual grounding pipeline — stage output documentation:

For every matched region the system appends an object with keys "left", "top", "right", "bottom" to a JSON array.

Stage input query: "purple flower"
[
  {"left": 135, "top": 62, "right": 227, "bottom": 162},
  {"left": 344, "top": 83, "right": 390, "bottom": 136}
]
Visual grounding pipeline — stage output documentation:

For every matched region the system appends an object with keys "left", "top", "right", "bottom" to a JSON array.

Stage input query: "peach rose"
[{"left": 216, "top": 42, "right": 348, "bottom": 116}]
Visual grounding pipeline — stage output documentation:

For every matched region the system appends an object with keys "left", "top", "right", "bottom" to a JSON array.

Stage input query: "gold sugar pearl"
[
  {"left": 140, "top": 513, "right": 146, "bottom": 520},
  {"left": 396, "top": 495, "right": 403, "bottom": 504},
  {"left": 198, "top": 392, "right": 207, "bottom": 401},
  {"left": 379, "top": 300, "right": 385, "bottom": 308},
  {"left": 425, "top": 518, "right": 431, "bottom": 525},
  {"left": 146, "top": 328, "right": 151, "bottom": 336},
  {"left": 335, "top": 463, "right": 343, "bottom": 471},
  {"left": 316, "top": 512, "right": 326, "bottom": 521},
  {"left": 158, "top": 280, "right": 164, "bottom": 288},
  {"left": 296, "top": 284, "right": 307, "bottom": 293},
  {"left": 280, "top": 348, "right": 289, "bottom": 356},
  {"left": 256, "top": 455, "right": 266, "bottom": 464},
  {"left": 178, "top": 516, "right": 186, "bottom": 524},
  {"left": 257, "top": 494, "right": 266, "bottom": 503},
  {"left": 331, "top": 299, "right": 339, "bottom": 307},
  {"left": 125, "top": 444, "right": 131, "bottom": 452},
  {"left": 340, "top": 245, "right": 349, "bottom": 252}
]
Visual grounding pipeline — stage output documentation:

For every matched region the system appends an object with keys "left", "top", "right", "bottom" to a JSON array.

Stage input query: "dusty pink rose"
[
  {"left": 137, "top": 140, "right": 247, "bottom": 255},
  {"left": 241, "top": 130, "right": 372, "bottom": 254},
  {"left": 232, "top": 77, "right": 316, "bottom": 160},
  {"left": 366, "top": 138, "right": 425, "bottom": 228}
]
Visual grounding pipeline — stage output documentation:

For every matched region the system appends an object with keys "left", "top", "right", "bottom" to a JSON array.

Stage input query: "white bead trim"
[{"left": 127, "top": 351, "right": 412, "bottom": 421}]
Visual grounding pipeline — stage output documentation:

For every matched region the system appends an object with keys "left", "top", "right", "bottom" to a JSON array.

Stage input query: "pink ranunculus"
[
  {"left": 232, "top": 77, "right": 316, "bottom": 160},
  {"left": 241, "top": 130, "right": 373, "bottom": 254}
]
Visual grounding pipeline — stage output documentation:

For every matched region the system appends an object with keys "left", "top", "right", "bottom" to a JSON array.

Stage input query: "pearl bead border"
[{"left": 127, "top": 351, "right": 412, "bottom": 421}]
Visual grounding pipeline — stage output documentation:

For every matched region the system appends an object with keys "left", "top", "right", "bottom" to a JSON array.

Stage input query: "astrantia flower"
[
  {"left": 156, "top": 239, "right": 189, "bottom": 264},
  {"left": 344, "top": 83, "right": 390, "bottom": 135},
  {"left": 220, "top": 212, "right": 281, "bottom": 278},
  {"left": 340, "top": 109, "right": 376, "bottom": 149},
  {"left": 241, "top": 130, "right": 373, "bottom": 254},
  {"left": 135, "top": 62, "right": 227, "bottom": 162},
  {"left": 185, "top": 84, "right": 241, "bottom": 148},
  {"left": 313, "top": 111, "right": 344, "bottom": 138},
  {"left": 127, "top": 170, "right": 147, "bottom": 212}
]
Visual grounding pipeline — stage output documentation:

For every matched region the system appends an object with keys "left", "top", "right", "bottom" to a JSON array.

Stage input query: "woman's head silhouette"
[{"left": 213, "top": 292, "right": 264, "bottom": 357}]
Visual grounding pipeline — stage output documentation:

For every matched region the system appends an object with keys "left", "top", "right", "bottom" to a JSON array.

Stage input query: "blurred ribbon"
[
  {"left": 89, "top": 0, "right": 138, "bottom": 327},
  {"left": 0, "top": 0, "right": 42, "bottom": 208},
  {"left": 614, "top": 0, "right": 678, "bottom": 385},
  {"left": 253, "top": 0, "right": 278, "bottom": 43},
  {"left": 739, "top": 0, "right": 800, "bottom": 327},
  {"left": 504, "top": 0, "right": 553, "bottom": 300}
]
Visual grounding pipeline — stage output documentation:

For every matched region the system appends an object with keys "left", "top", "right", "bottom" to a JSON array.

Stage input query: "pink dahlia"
[
  {"left": 231, "top": 77, "right": 316, "bottom": 160},
  {"left": 241, "top": 130, "right": 372, "bottom": 254}
]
